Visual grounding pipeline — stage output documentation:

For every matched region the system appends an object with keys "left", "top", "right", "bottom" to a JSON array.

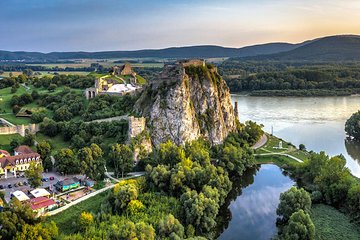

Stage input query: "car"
[
  {"left": 44, "top": 177, "right": 49, "bottom": 182},
  {"left": 18, "top": 182, "right": 23, "bottom": 186},
  {"left": 0, "top": 185, "right": 3, "bottom": 189},
  {"left": 49, "top": 176, "right": 55, "bottom": 180},
  {"left": 8, "top": 184, "right": 12, "bottom": 188},
  {"left": 23, "top": 181, "right": 28, "bottom": 186}
]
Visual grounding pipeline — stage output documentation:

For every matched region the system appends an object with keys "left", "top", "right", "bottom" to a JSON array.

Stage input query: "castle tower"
[{"left": 234, "top": 101, "right": 239, "bottom": 119}]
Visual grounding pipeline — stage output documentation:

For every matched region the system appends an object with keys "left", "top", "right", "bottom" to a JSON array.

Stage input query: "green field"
[
  {"left": 46, "top": 190, "right": 109, "bottom": 235},
  {"left": 311, "top": 204, "right": 360, "bottom": 240},
  {"left": 0, "top": 134, "right": 23, "bottom": 153}
]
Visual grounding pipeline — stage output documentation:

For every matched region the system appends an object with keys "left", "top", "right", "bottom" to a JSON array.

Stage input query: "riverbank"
[{"left": 231, "top": 88, "right": 360, "bottom": 97}]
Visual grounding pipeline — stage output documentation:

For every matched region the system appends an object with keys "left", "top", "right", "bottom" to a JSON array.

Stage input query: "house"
[
  {"left": 14, "top": 145, "right": 35, "bottom": 155},
  {"left": 29, "top": 196, "right": 57, "bottom": 216},
  {"left": 12, "top": 190, "right": 30, "bottom": 202},
  {"left": 54, "top": 177, "right": 80, "bottom": 192},
  {"left": 30, "top": 188, "right": 51, "bottom": 198},
  {"left": 0, "top": 146, "right": 41, "bottom": 178}
]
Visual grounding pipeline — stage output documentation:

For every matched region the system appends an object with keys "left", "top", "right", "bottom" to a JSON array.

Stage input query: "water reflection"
[
  {"left": 345, "top": 138, "right": 360, "bottom": 165},
  {"left": 231, "top": 95, "right": 360, "bottom": 177},
  {"left": 218, "top": 164, "right": 294, "bottom": 240}
]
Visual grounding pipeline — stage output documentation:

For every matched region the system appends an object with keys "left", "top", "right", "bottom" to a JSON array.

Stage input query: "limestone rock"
[{"left": 135, "top": 59, "right": 236, "bottom": 146}]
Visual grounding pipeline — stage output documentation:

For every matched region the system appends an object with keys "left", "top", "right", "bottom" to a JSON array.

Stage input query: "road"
[{"left": 251, "top": 134, "right": 268, "bottom": 149}]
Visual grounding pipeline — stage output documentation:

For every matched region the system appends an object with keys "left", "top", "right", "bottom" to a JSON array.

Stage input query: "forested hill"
[
  {"left": 0, "top": 43, "right": 301, "bottom": 61},
  {"left": 240, "top": 35, "right": 360, "bottom": 61}
]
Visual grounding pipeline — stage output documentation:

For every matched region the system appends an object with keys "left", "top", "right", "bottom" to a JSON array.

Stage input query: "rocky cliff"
[{"left": 135, "top": 59, "right": 237, "bottom": 146}]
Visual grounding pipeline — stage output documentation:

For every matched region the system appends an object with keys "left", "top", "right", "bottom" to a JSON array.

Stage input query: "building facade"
[{"left": 0, "top": 145, "right": 41, "bottom": 178}]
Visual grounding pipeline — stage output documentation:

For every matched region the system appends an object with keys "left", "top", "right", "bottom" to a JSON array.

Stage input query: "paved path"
[
  {"left": 88, "top": 115, "right": 128, "bottom": 123},
  {"left": 254, "top": 152, "right": 303, "bottom": 163},
  {"left": 0, "top": 117, "right": 15, "bottom": 127},
  {"left": 251, "top": 134, "right": 268, "bottom": 149}
]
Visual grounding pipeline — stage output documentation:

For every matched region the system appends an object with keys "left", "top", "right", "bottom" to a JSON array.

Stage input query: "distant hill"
[
  {"left": 242, "top": 35, "right": 360, "bottom": 61},
  {"left": 0, "top": 43, "right": 302, "bottom": 61}
]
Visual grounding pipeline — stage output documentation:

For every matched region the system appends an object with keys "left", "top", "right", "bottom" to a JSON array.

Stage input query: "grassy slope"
[
  {"left": 311, "top": 204, "right": 360, "bottom": 240},
  {"left": 46, "top": 190, "right": 109, "bottom": 235},
  {"left": 0, "top": 134, "right": 23, "bottom": 153},
  {"left": 35, "top": 133, "right": 69, "bottom": 155}
]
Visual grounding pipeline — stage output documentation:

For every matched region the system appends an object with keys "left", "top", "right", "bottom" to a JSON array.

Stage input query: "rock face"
[{"left": 135, "top": 59, "right": 237, "bottom": 146}]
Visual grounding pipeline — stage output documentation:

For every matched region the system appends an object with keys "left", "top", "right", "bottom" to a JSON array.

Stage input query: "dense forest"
[{"left": 220, "top": 61, "right": 360, "bottom": 96}]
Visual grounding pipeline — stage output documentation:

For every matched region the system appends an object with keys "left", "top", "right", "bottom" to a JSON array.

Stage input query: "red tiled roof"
[
  {"left": 29, "top": 197, "right": 56, "bottom": 210},
  {"left": 14, "top": 145, "right": 35, "bottom": 154},
  {"left": 0, "top": 149, "right": 10, "bottom": 157},
  {"left": 0, "top": 153, "right": 40, "bottom": 168}
]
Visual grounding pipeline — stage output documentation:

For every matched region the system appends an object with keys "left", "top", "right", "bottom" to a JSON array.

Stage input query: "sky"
[{"left": 1, "top": 0, "right": 360, "bottom": 52}]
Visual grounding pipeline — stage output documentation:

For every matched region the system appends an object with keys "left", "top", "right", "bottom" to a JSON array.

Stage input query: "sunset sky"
[{"left": 1, "top": 0, "right": 360, "bottom": 52}]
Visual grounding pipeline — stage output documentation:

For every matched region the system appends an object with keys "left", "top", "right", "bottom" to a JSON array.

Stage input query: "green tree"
[
  {"left": 22, "top": 133, "right": 35, "bottom": 146},
  {"left": 315, "top": 155, "right": 352, "bottom": 206},
  {"left": 15, "top": 221, "right": 58, "bottom": 240},
  {"left": 48, "top": 83, "right": 57, "bottom": 92},
  {"left": 0, "top": 200, "right": 38, "bottom": 239},
  {"left": 25, "top": 162, "right": 43, "bottom": 188},
  {"left": 10, "top": 138, "right": 20, "bottom": 150},
  {"left": 114, "top": 184, "right": 138, "bottom": 212},
  {"left": 280, "top": 210, "right": 315, "bottom": 240},
  {"left": 78, "top": 144, "right": 105, "bottom": 180},
  {"left": 54, "top": 148, "right": 79, "bottom": 174},
  {"left": 110, "top": 144, "right": 134, "bottom": 178},
  {"left": 345, "top": 110, "right": 360, "bottom": 140},
  {"left": 180, "top": 186, "right": 220, "bottom": 233},
  {"left": 36, "top": 140, "right": 51, "bottom": 159},
  {"left": 78, "top": 212, "right": 94, "bottom": 232},
  {"left": 40, "top": 117, "right": 59, "bottom": 137},
  {"left": 156, "top": 140, "right": 186, "bottom": 166},
  {"left": 54, "top": 106, "right": 73, "bottom": 122},
  {"left": 158, "top": 214, "right": 185, "bottom": 239},
  {"left": 277, "top": 187, "right": 311, "bottom": 223}
]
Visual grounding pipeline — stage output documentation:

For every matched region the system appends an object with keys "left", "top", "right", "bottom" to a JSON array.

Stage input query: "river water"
[
  {"left": 231, "top": 95, "right": 360, "bottom": 177},
  {"left": 218, "top": 164, "right": 294, "bottom": 240}
]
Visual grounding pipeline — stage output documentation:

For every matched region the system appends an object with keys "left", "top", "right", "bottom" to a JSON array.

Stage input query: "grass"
[
  {"left": 46, "top": 190, "right": 110, "bottom": 235},
  {"left": 262, "top": 135, "right": 292, "bottom": 153},
  {"left": 311, "top": 204, "right": 360, "bottom": 240},
  {"left": 255, "top": 155, "right": 298, "bottom": 167},
  {"left": 35, "top": 133, "right": 69, "bottom": 155},
  {"left": 0, "top": 134, "right": 23, "bottom": 153}
]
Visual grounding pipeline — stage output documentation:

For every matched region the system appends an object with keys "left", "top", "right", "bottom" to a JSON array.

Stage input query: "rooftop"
[
  {"left": 30, "top": 188, "right": 51, "bottom": 198},
  {"left": 14, "top": 145, "right": 36, "bottom": 154},
  {"left": 12, "top": 190, "right": 30, "bottom": 202},
  {"left": 29, "top": 196, "right": 56, "bottom": 210}
]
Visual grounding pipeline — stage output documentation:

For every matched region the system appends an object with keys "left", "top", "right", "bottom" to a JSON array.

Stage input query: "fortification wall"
[
  {"left": 0, "top": 123, "right": 40, "bottom": 136},
  {"left": 128, "top": 116, "right": 146, "bottom": 138}
]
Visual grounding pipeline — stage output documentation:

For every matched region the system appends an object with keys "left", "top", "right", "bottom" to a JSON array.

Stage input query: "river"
[
  {"left": 231, "top": 95, "right": 360, "bottom": 177},
  {"left": 218, "top": 164, "right": 294, "bottom": 240}
]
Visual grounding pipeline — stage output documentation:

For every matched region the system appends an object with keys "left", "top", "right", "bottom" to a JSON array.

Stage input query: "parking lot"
[{"left": 0, "top": 172, "right": 84, "bottom": 202}]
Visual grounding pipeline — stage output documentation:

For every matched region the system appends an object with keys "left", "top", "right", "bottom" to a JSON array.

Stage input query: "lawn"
[
  {"left": 35, "top": 133, "right": 69, "bottom": 154},
  {"left": 46, "top": 190, "right": 109, "bottom": 235},
  {"left": 261, "top": 135, "right": 293, "bottom": 153},
  {"left": 0, "top": 134, "right": 23, "bottom": 153},
  {"left": 311, "top": 204, "right": 360, "bottom": 240},
  {"left": 255, "top": 154, "right": 299, "bottom": 167}
]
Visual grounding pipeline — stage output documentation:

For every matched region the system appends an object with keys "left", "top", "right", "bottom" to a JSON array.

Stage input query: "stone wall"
[
  {"left": 0, "top": 123, "right": 39, "bottom": 137},
  {"left": 128, "top": 116, "right": 146, "bottom": 138}
]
